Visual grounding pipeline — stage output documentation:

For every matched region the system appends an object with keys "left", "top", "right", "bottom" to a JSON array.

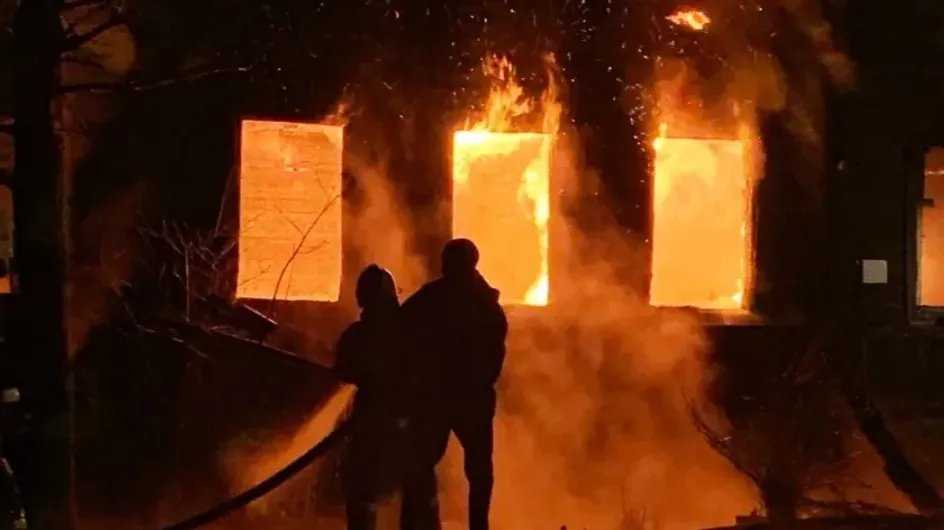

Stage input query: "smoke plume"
[{"left": 435, "top": 134, "right": 757, "bottom": 530}]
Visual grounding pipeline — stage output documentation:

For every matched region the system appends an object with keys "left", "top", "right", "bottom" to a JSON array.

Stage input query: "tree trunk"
[
  {"left": 761, "top": 475, "right": 800, "bottom": 529},
  {"left": 10, "top": 0, "right": 75, "bottom": 528}
]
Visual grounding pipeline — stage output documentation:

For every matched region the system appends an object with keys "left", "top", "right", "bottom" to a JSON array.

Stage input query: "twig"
[
  {"left": 266, "top": 190, "right": 342, "bottom": 314},
  {"left": 60, "top": 12, "right": 126, "bottom": 53},
  {"left": 799, "top": 497, "right": 908, "bottom": 517},
  {"left": 62, "top": 0, "right": 115, "bottom": 10},
  {"left": 687, "top": 401, "right": 763, "bottom": 485},
  {"left": 58, "top": 65, "right": 250, "bottom": 94},
  {"left": 61, "top": 53, "right": 108, "bottom": 70},
  {"left": 214, "top": 166, "right": 238, "bottom": 237},
  {"left": 184, "top": 246, "right": 191, "bottom": 321}
]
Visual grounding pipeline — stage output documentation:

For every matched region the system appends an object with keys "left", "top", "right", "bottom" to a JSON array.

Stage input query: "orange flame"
[
  {"left": 453, "top": 55, "right": 560, "bottom": 306},
  {"left": 667, "top": 8, "right": 711, "bottom": 31},
  {"left": 651, "top": 121, "right": 748, "bottom": 311}
]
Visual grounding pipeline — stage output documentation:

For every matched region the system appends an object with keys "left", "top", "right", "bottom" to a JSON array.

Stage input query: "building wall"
[{"left": 831, "top": 62, "right": 944, "bottom": 401}]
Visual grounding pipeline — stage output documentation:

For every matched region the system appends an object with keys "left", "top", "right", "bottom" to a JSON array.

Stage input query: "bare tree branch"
[
  {"left": 60, "top": 12, "right": 126, "bottom": 53},
  {"left": 57, "top": 64, "right": 250, "bottom": 94},
  {"left": 62, "top": 0, "right": 116, "bottom": 10},
  {"left": 61, "top": 52, "right": 108, "bottom": 70},
  {"left": 267, "top": 187, "right": 344, "bottom": 313}
]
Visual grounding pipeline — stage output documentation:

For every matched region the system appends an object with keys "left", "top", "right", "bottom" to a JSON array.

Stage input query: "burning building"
[
  {"left": 648, "top": 9, "right": 756, "bottom": 315},
  {"left": 234, "top": 48, "right": 760, "bottom": 317}
]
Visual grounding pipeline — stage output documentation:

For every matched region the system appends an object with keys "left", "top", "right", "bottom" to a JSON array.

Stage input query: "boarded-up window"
[
  {"left": 238, "top": 120, "right": 343, "bottom": 301},
  {"left": 452, "top": 131, "right": 551, "bottom": 306}
]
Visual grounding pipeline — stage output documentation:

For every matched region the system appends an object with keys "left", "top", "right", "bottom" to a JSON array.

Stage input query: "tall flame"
[{"left": 453, "top": 55, "right": 560, "bottom": 306}]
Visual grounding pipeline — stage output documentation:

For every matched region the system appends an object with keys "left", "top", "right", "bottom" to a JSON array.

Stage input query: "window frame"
[{"left": 909, "top": 145, "right": 944, "bottom": 323}]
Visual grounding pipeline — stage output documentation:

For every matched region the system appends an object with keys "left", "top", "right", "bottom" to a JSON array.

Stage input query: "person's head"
[
  {"left": 355, "top": 264, "right": 398, "bottom": 311},
  {"left": 441, "top": 238, "right": 479, "bottom": 278}
]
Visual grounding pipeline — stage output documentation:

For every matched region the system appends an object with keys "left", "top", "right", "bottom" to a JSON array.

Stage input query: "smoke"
[
  {"left": 68, "top": 183, "right": 146, "bottom": 355},
  {"left": 335, "top": 88, "right": 429, "bottom": 299},
  {"left": 215, "top": 100, "right": 758, "bottom": 528},
  {"left": 345, "top": 148, "right": 427, "bottom": 299},
  {"left": 648, "top": 0, "right": 855, "bottom": 185},
  {"left": 436, "top": 134, "right": 757, "bottom": 530},
  {"left": 211, "top": 23, "right": 857, "bottom": 523},
  {"left": 62, "top": 4, "right": 140, "bottom": 355},
  {"left": 216, "top": 101, "right": 429, "bottom": 517},
  {"left": 219, "top": 386, "right": 355, "bottom": 517}
]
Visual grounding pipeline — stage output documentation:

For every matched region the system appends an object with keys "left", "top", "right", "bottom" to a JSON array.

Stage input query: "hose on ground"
[{"left": 159, "top": 417, "right": 351, "bottom": 530}]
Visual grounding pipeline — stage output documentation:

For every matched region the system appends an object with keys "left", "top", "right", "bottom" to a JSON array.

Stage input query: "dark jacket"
[
  {"left": 334, "top": 303, "right": 410, "bottom": 501},
  {"left": 335, "top": 304, "right": 409, "bottom": 419},
  {"left": 401, "top": 271, "right": 508, "bottom": 398}
]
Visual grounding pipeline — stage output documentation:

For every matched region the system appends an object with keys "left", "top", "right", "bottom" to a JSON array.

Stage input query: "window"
[
  {"left": 650, "top": 135, "right": 749, "bottom": 310},
  {"left": 452, "top": 131, "right": 551, "bottom": 306},
  {"left": 237, "top": 120, "right": 343, "bottom": 301},
  {"left": 918, "top": 147, "right": 944, "bottom": 307}
]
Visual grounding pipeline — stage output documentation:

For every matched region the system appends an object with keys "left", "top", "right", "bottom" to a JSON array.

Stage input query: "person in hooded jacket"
[
  {"left": 335, "top": 265, "right": 410, "bottom": 530},
  {"left": 400, "top": 239, "right": 508, "bottom": 530}
]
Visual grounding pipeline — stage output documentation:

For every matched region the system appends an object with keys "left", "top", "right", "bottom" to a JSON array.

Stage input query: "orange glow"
[
  {"left": 667, "top": 8, "right": 711, "bottom": 31},
  {"left": 452, "top": 55, "right": 560, "bottom": 306},
  {"left": 650, "top": 124, "right": 748, "bottom": 310},
  {"left": 453, "top": 131, "right": 551, "bottom": 305},
  {"left": 919, "top": 148, "right": 944, "bottom": 306},
  {"left": 237, "top": 119, "right": 343, "bottom": 301}
]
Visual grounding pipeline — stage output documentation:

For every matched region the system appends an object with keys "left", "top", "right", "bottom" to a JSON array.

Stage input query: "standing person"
[
  {"left": 335, "top": 265, "right": 410, "bottom": 530},
  {"left": 400, "top": 239, "right": 508, "bottom": 530}
]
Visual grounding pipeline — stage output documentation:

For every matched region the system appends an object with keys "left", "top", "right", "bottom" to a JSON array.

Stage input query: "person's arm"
[
  {"left": 484, "top": 303, "right": 508, "bottom": 386},
  {"left": 398, "top": 285, "right": 439, "bottom": 391},
  {"left": 333, "top": 324, "right": 362, "bottom": 385}
]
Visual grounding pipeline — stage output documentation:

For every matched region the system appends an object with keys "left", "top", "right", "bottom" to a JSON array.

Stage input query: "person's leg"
[
  {"left": 343, "top": 416, "right": 391, "bottom": 530},
  {"left": 342, "top": 442, "right": 378, "bottom": 530},
  {"left": 452, "top": 394, "right": 496, "bottom": 530},
  {"left": 400, "top": 408, "right": 450, "bottom": 530},
  {"left": 345, "top": 494, "right": 378, "bottom": 530}
]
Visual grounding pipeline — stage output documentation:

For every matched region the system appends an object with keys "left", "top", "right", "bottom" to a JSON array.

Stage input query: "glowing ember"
[
  {"left": 452, "top": 55, "right": 559, "bottom": 306},
  {"left": 919, "top": 148, "right": 944, "bottom": 306},
  {"left": 667, "top": 8, "right": 711, "bottom": 31},
  {"left": 237, "top": 119, "right": 343, "bottom": 301},
  {"left": 650, "top": 124, "right": 748, "bottom": 310}
]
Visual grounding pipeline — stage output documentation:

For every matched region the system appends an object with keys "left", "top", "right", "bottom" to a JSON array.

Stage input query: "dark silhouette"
[
  {"left": 400, "top": 239, "right": 508, "bottom": 530},
  {"left": 335, "top": 265, "right": 410, "bottom": 530}
]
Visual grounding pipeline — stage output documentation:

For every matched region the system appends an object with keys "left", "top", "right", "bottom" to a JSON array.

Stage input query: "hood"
[
  {"left": 469, "top": 270, "right": 500, "bottom": 303},
  {"left": 360, "top": 300, "right": 400, "bottom": 323},
  {"left": 440, "top": 270, "right": 500, "bottom": 303}
]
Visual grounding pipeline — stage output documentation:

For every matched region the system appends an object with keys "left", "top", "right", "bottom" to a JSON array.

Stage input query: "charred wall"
[{"left": 824, "top": 0, "right": 944, "bottom": 401}]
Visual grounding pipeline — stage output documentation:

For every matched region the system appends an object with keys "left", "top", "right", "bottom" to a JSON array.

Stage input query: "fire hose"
[
  {"left": 158, "top": 393, "right": 353, "bottom": 530},
  {"left": 159, "top": 419, "right": 350, "bottom": 530}
]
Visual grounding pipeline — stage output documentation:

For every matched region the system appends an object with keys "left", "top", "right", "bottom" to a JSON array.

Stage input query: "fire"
[
  {"left": 667, "top": 8, "right": 711, "bottom": 31},
  {"left": 920, "top": 148, "right": 944, "bottom": 306},
  {"left": 237, "top": 119, "right": 343, "bottom": 301},
  {"left": 650, "top": 123, "right": 748, "bottom": 311},
  {"left": 452, "top": 55, "right": 560, "bottom": 306}
]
